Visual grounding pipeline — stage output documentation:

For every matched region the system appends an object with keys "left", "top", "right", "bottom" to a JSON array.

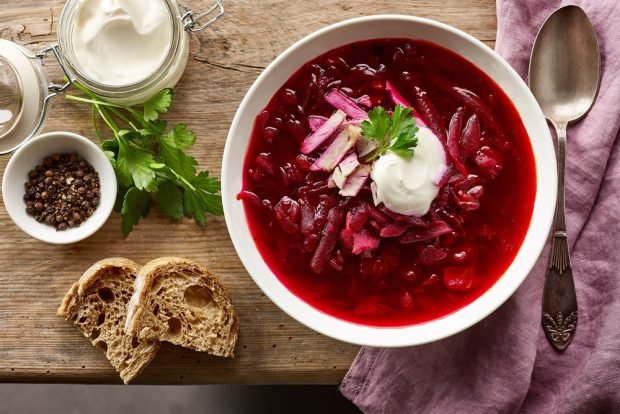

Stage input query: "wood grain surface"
[{"left": 0, "top": 0, "right": 497, "bottom": 384}]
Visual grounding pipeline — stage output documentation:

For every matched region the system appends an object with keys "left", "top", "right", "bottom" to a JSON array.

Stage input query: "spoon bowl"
[{"left": 529, "top": 5, "right": 601, "bottom": 124}]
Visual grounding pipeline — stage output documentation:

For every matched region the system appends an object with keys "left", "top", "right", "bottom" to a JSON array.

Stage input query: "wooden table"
[{"left": 0, "top": 0, "right": 497, "bottom": 384}]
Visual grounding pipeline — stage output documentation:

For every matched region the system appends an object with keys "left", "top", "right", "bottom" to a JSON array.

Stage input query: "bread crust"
[
  {"left": 57, "top": 258, "right": 160, "bottom": 384},
  {"left": 58, "top": 258, "right": 140, "bottom": 317},
  {"left": 125, "top": 257, "right": 239, "bottom": 357}
]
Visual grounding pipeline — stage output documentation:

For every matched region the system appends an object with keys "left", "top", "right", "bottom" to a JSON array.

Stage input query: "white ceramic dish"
[
  {"left": 2, "top": 131, "right": 116, "bottom": 244},
  {"left": 222, "top": 15, "right": 557, "bottom": 347}
]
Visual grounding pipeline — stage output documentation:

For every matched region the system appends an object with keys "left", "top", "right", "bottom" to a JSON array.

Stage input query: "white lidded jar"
[{"left": 0, "top": 0, "right": 224, "bottom": 154}]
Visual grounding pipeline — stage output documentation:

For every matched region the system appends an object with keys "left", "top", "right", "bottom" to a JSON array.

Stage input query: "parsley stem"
[
  {"left": 91, "top": 106, "right": 104, "bottom": 141},
  {"left": 95, "top": 104, "right": 119, "bottom": 134},
  {"left": 154, "top": 169, "right": 196, "bottom": 192},
  {"left": 69, "top": 83, "right": 145, "bottom": 126},
  {"left": 107, "top": 106, "right": 139, "bottom": 131}
]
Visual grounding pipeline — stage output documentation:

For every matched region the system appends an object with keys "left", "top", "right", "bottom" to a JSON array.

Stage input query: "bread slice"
[
  {"left": 57, "top": 258, "right": 160, "bottom": 384},
  {"left": 125, "top": 257, "right": 239, "bottom": 357}
]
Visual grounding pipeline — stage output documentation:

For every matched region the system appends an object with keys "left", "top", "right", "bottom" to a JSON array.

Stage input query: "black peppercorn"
[{"left": 23, "top": 153, "right": 101, "bottom": 231}]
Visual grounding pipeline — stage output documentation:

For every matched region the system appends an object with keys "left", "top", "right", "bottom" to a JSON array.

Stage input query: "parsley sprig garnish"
[
  {"left": 361, "top": 104, "right": 419, "bottom": 162},
  {"left": 66, "top": 84, "right": 223, "bottom": 235}
]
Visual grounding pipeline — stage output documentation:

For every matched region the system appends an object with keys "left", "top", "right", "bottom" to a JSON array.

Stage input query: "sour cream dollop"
[
  {"left": 371, "top": 127, "right": 447, "bottom": 216},
  {"left": 72, "top": 0, "right": 172, "bottom": 86}
]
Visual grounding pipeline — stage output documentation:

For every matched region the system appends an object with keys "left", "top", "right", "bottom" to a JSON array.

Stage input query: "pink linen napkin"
[{"left": 340, "top": 1, "right": 620, "bottom": 412}]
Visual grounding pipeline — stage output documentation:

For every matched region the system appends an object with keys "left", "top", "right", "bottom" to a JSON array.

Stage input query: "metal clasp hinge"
[
  {"left": 181, "top": 0, "right": 224, "bottom": 32},
  {"left": 35, "top": 44, "right": 76, "bottom": 99}
]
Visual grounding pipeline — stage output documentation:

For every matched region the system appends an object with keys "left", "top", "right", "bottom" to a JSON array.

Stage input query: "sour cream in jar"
[
  {"left": 57, "top": 0, "right": 196, "bottom": 104},
  {"left": 71, "top": 0, "right": 173, "bottom": 86}
]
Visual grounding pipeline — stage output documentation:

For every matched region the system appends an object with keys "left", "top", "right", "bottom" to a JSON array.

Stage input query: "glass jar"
[{"left": 0, "top": 0, "right": 223, "bottom": 154}]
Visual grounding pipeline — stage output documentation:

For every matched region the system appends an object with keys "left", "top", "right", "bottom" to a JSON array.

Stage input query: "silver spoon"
[{"left": 529, "top": 5, "right": 601, "bottom": 351}]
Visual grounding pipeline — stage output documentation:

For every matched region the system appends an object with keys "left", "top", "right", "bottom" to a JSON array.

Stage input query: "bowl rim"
[
  {"left": 2, "top": 130, "right": 117, "bottom": 244},
  {"left": 222, "top": 14, "right": 557, "bottom": 347}
]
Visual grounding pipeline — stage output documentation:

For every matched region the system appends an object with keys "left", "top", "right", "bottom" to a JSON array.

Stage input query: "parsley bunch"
[
  {"left": 66, "top": 84, "right": 223, "bottom": 235},
  {"left": 361, "top": 104, "right": 419, "bottom": 162}
]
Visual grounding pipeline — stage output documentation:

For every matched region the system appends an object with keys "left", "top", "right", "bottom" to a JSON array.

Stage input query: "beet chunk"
[
  {"left": 347, "top": 203, "right": 370, "bottom": 232},
  {"left": 447, "top": 107, "right": 468, "bottom": 175},
  {"left": 420, "top": 245, "right": 448, "bottom": 266},
  {"left": 360, "top": 244, "right": 399, "bottom": 277},
  {"left": 299, "top": 197, "right": 314, "bottom": 234},
  {"left": 442, "top": 266, "right": 474, "bottom": 291},
  {"left": 399, "top": 221, "right": 453, "bottom": 244},
  {"left": 451, "top": 87, "right": 502, "bottom": 137},
  {"left": 454, "top": 190, "right": 480, "bottom": 211},
  {"left": 380, "top": 221, "right": 410, "bottom": 238},
  {"left": 237, "top": 191, "right": 265, "bottom": 211},
  {"left": 413, "top": 86, "right": 447, "bottom": 144},
  {"left": 352, "top": 228, "right": 380, "bottom": 254},
  {"left": 330, "top": 249, "right": 345, "bottom": 271},
  {"left": 274, "top": 197, "right": 301, "bottom": 234},
  {"left": 460, "top": 114, "right": 481, "bottom": 158},
  {"left": 310, "top": 206, "right": 346, "bottom": 273},
  {"left": 303, "top": 233, "right": 320, "bottom": 253},
  {"left": 474, "top": 146, "right": 503, "bottom": 178}
]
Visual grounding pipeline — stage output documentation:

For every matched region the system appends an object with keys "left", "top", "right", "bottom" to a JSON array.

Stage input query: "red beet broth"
[{"left": 239, "top": 38, "right": 536, "bottom": 327}]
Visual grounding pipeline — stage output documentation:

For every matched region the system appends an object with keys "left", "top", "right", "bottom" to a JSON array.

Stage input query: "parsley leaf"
[
  {"left": 121, "top": 187, "right": 152, "bottom": 236},
  {"left": 360, "top": 104, "right": 419, "bottom": 162},
  {"left": 150, "top": 165, "right": 222, "bottom": 225},
  {"left": 190, "top": 171, "right": 224, "bottom": 217},
  {"left": 161, "top": 124, "right": 196, "bottom": 149},
  {"left": 361, "top": 106, "right": 391, "bottom": 145},
  {"left": 116, "top": 140, "right": 157, "bottom": 191},
  {"left": 66, "top": 85, "right": 223, "bottom": 235},
  {"left": 157, "top": 180, "right": 184, "bottom": 220},
  {"left": 158, "top": 141, "right": 198, "bottom": 180},
  {"left": 143, "top": 89, "right": 173, "bottom": 122}
]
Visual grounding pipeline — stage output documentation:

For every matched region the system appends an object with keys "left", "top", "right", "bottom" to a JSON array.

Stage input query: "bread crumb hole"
[
  {"left": 97, "top": 313, "right": 105, "bottom": 326},
  {"left": 184, "top": 285, "right": 214, "bottom": 308},
  {"left": 153, "top": 304, "right": 160, "bottom": 316},
  {"left": 90, "top": 329, "right": 101, "bottom": 340},
  {"left": 98, "top": 288, "right": 114, "bottom": 303},
  {"left": 95, "top": 341, "right": 108, "bottom": 352},
  {"left": 78, "top": 316, "right": 87, "bottom": 323},
  {"left": 167, "top": 317, "right": 182, "bottom": 336},
  {"left": 131, "top": 337, "right": 139, "bottom": 348}
]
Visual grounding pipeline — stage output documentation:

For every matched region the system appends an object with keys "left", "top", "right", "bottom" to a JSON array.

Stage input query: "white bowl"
[
  {"left": 2, "top": 131, "right": 116, "bottom": 244},
  {"left": 222, "top": 15, "right": 557, "bottom": 347}
]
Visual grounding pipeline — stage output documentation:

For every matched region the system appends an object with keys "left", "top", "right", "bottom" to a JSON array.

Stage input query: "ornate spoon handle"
[{"left": 542, "top": 123, "right": 578, "bottom": 351}]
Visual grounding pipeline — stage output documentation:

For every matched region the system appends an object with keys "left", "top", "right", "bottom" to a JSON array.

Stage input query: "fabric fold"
[{"left": 340, "top": 2, "right": 620, "bottom": 412}]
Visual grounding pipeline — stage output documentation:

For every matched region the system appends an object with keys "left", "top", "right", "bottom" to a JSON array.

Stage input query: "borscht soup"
[{"left": 238, "top": 38, "right": 536, "bottom": 327}]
